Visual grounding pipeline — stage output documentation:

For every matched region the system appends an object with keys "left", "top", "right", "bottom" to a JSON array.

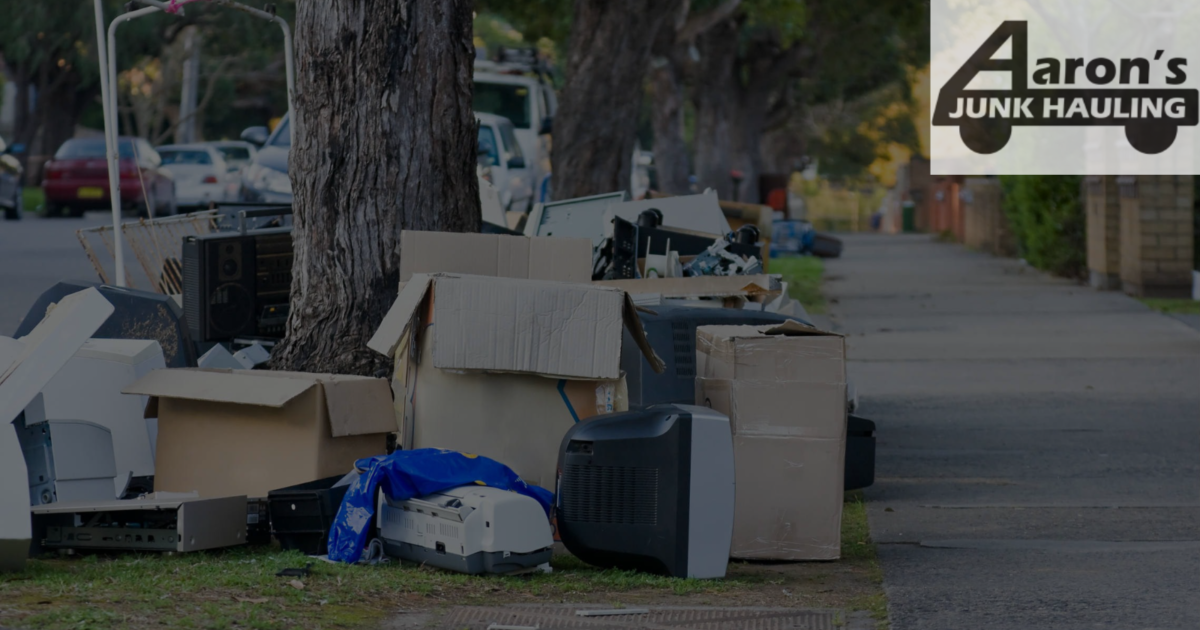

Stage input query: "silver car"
[{"left": 155, "top": 144, "right": 235, "bottom": 208}]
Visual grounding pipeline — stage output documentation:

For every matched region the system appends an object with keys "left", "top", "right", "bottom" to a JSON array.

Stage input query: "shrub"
[{"left": 999, "top": 175, "right": 1085, "bottom": 278}]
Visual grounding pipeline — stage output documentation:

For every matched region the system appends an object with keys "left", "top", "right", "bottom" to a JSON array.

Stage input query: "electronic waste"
[{"left": 377, "top": 485, "right": 553, "bottom": 574}]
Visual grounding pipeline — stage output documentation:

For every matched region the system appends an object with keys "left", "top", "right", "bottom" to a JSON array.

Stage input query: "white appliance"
[
  {"left": 40, "top": 339, "right": 165, "bottom": 496},
  {"left": 377, "top": 485, "right": 552, "bottom": 574},
  {"left": 16, "top": 394, "right": 118, "bottom": 505}
]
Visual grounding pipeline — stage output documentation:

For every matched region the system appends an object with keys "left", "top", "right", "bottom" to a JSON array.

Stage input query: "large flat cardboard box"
[
  {"left": 369, "top": 273, "right": 661, "bottom": 490},
  {"left": 124, "top": 369, "right": 394, "bottom": 498},
  {"left": 695, "top": 322, "right": 846, "bottom": 561},
  {"left": 399, "top": 230, "right": 592, "bottom": 283}
]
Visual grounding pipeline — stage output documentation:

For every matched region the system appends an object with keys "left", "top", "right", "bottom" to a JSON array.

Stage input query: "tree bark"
[
  {"left": 272, "top": 0, "right": 480, "bottom": 376},
  {"left": 648, "top": 35, "right": 690, "bottom": 195},
  {"left": 691, "top": 19, "right": 739, "bottom": 200},
  {"left": 551, "top": 0, "right": 682, "bottom": 200}
]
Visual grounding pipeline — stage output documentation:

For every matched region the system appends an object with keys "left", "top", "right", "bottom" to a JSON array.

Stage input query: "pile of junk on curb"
[{"left": 1, "top": 181, "right": 870, "bottom": 580}]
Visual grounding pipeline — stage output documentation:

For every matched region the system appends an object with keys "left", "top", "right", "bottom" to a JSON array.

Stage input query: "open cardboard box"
[
  {"left": 125, "top": 369, "right": 395, "bottom": 499},
  {"left": 368, "top": 273, "right": 664, "bottom": 489}
]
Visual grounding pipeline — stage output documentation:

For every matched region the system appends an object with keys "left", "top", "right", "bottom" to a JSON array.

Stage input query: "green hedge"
[{"left": 999, "top": 175, "right": 1086, "bottom": 278}]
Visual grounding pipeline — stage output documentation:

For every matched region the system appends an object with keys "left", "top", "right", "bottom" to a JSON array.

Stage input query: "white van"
[{"left": 474, "top": 62, "right": 556, "bottom": 201}]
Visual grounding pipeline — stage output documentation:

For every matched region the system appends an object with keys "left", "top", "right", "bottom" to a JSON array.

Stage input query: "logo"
[{"left": 933, "top": 20, "right": 1199, "bottom": 155}]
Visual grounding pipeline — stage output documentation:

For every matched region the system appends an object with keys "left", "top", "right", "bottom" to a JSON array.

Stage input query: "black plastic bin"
[
  {"left": 267, "top": 475, "right": 350, "bottom": 555},
  {"left": 845, "top": 414, "right": 876, "bottom": 491}
]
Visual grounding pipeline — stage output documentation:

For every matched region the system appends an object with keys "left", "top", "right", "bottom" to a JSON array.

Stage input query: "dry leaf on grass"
[{"left": 289, "top": 580, "right": 305, "bottom": 590}]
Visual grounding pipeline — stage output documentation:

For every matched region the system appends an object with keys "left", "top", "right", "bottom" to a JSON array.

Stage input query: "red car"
[{"left": 42, "top": 137, "right": 176, "bottom": 218}]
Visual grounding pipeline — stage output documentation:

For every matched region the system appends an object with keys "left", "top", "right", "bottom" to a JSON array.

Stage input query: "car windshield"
[
  {"left": 498, "top": 121, "right": 523, "bottom": 159},
  {"left": 270, "top": 119, "right": 291, "bottom": 148},
  {"left": 55, "top": 139, "right": 135, "bottom": 159},
  {"left": 217, "top": 146, "right": 251, "bottom": 162},
  {"left": 159, "top": 150, "right": 212, "bottom": 165},
  {"left": 477, "top": 126, "right": 500, "bottom": 166},
  {"left": 474, "top": 82, "right": 531, "bottom": 129}
]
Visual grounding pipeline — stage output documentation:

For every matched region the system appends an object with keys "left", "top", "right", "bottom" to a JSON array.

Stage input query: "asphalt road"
[
  {"left": 0, "top": 213, "right": 109, "bottom": 336},
  {"left": 826, "top": 234, "right": 1200, "bottom": 630}
]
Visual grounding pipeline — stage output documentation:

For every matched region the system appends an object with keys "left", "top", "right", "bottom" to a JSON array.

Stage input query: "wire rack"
[{"left": 76, "top": 210, "right": 219, "bottom": 294}]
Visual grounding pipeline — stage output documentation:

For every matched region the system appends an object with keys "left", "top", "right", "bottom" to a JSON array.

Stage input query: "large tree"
[
  {"left": 271, "top": 0, "right": 480, "bottom": 376},
  {"left": 549, "top": 0, "right": 683, "bottom": 200}
]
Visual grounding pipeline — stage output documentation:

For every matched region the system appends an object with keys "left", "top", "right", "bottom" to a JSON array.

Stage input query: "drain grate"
[{"left": 438, "top": 605, "right": 838, "bottom": 630}]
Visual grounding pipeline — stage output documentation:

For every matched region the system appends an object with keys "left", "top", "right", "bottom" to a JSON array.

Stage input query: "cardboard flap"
[
  {"left": 367, "top": 274, "right": 433, "bottom": 357},
  {"left": 622, "top": 293, "right": 666, "bottom": 374},
  {"left": 123, "top": 368, "right": 317, "bottom": 408},
  {"left": 320, "top": 376, "right": 396, "bottom": 437}
]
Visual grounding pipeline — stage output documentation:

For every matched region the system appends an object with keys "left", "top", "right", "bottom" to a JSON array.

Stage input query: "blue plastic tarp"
[{"left": 327, "top": 448, "right": 554, "bottom": 564}]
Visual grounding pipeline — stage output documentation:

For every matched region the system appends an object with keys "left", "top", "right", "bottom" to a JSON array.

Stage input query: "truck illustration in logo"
[{"left": 933, "top": 21, "right": 1198, "bottom": 155}]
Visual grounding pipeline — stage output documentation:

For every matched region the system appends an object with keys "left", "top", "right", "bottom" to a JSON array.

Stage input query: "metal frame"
[{"left": 92, "top": 0, "right": 294, "bottom": 287}]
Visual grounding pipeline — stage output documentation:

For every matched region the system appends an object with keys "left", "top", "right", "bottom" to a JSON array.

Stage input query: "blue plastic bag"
[{"left": 327, "top": 448, "right": 554, "bottom": 564}]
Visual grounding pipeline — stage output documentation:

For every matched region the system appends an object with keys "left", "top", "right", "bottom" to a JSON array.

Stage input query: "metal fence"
[{"left": 76, "top": 210, "right": 219, "bottom": 294}]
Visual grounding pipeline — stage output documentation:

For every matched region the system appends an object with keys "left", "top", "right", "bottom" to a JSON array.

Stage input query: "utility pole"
[{"left": 177, "top": 26, "right": 201, "bottom": 144}]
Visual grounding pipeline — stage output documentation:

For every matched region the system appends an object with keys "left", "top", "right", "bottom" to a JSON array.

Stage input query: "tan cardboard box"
[
  {"left": 694, "top": 322, "right": 846, "bottom": 561},
  {"left": 368, "top": 273, "right": 662, "bottom": 490},
  {"left": 399, "top": 231, "right": 592, "bottom": 283},
  {"left": 124, "top": 369, "right": 395, "bottom": 498}
]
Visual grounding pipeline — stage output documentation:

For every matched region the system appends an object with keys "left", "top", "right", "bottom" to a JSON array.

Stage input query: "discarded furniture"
[
  {"left": 31, "top": 494, "right": 247, "bottom": 554},
  {"left": 15, "top": 281, "right": 195, "bottom": 368},
  {"left": 268, "top": 474, "right": 353, "bottom": 555},
  {"left": 378, "top": 485, "right": 553, "bottom": 574},
  {"left": 40, "top": 339, "right": 165, "bottom": 498},
  {"left": 695, "top": 322, "right": 847, "bottom": 560},
  {"left": 556, "top": 404, "right": 734, "bottom": 579},
  {"left": 124, "top": 369, "right": 394, "bottom": 498}
]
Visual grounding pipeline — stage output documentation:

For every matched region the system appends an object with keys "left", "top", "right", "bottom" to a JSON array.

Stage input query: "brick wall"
[
  {"left": 1085, "top": 176, "right": 1121, "bottom": 290},
  {"left": 1117, "top": 176, "right": 1195, "bottom": 297}
]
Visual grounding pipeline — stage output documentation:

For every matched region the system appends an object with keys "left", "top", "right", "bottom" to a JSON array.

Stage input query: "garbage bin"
[{"left": 901, "top": 201, "right": 916, "bottom": 233}]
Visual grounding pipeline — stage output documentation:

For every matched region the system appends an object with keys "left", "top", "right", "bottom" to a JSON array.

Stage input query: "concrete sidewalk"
[{"left": 825, "top": 234, "right": 1200, "bottom": 630}]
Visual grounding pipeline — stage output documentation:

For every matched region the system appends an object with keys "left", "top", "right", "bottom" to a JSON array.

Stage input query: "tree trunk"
[
  {"left": 648, "top": 32, "right": 690, "bottom": 195},
  {"left": 692, "top": 20, "right": 738, "bottom": 200},
  {"left": 272, "top": 0, "right": 480, "bottom": 376},
  {"left": 551, "top": 0, "right": 682, "bottom": 200},
  {"left": 730, "top": 90, "right": 769, "bottom": 203}
]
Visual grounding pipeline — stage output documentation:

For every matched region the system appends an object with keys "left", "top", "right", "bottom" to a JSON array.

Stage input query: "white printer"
[{"left": 377, "top": 485, "right": 553, "bottom": 574}]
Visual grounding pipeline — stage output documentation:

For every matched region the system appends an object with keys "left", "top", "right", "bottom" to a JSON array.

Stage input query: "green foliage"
[
  {"left": 999, "top": 175, "right": 1086, "bottom": 278},
  {"left": 770, "top": 255, "right": 826, "bottom": 314},
  {"left": 742, "top": 0, "right": 807, "bottom": 46},
  {"left": 1140, "top": 298, "right": 1200, "bottom": 315}
]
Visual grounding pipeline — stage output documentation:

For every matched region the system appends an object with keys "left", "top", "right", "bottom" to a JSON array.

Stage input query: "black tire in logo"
[
  {"left": 1125, "top": 122, "right": 1177, "bottom": 155},
  {"left": 960, "top": 119, "right": 1012, "bottom": 155}
]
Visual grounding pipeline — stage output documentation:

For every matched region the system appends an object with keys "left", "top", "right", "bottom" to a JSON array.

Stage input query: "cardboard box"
[
  {"left": 369, "top": 273, "right": 662, "bottom": 380},
  {"left": 399, "top": 231, "right": 592, "bottom": 284},
  {"left": 694, "top": 322, "right": 846, "bottom": 561},
  {"left": 124, "top": 369, "right": 395, "bottom": 498},
  {"left": 369, "top": 273, "right": 661, "bottom": 490}
]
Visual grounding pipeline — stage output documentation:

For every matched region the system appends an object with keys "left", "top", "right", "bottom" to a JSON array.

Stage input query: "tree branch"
[{"left": 676, "top": 0, "right": 743, "bottom": 44}]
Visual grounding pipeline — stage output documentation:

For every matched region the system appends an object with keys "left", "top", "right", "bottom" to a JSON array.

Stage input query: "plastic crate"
[{"left": 267, "top": 475, "right": 350, "bottom": 555}]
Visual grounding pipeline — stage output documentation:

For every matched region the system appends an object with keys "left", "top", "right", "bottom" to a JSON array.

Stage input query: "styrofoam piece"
[
  {"left": 40, "top": 339, "right": 166, "bottom": 497},
  {"left": 0, "top": 288, "right": 113, "bottom": 571},
  {"left": 232, "top": 342, "right": 270, "bottom": 368},
  {"left": 198, "top": 344, "right": 245, "bottom": 369}
]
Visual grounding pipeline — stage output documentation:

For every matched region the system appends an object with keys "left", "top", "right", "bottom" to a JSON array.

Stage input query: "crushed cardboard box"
[
  {"left": 368, "top": 273, "right": 662, "bottom": 490},
  {"left": 399, "top": 231, "right": 592, "bottom": 284},
  {"left": 694, "top": 321, "right": 847, "bottom": 561},
  {"left": 124, "top": 369, "right": 395, "bottom": 498}
]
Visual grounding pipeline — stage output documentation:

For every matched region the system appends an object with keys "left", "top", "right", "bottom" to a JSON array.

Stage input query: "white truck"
[{"left": 473, "top": 50, "right": 557, "bottom": 206}]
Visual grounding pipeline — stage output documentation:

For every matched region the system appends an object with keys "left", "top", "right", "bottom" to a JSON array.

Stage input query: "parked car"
[
  {"left": 0, "top": 135, "right": 25, "bottom": 221},
  {"left": 473, "top": 61, "right": 556, "bottom": 195},
  {"left": 238, "top": 117, "right": 291, "bottom": 203},
  {"left": 155, "top": 144, "right": 235, "bottom": 208},
  {"left": 476, "top": 112, "right": 533, "bottom": 212},
  {"left": 41, "top": 137, "right": 176, "bottom": 217},
  {"left": 206, "top": 140, "right": 258, "bottom": 173}
]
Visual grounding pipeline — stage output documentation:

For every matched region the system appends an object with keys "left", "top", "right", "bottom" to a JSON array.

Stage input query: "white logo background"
[{"left": 932, "top": 0, "right": 1200, "bottom": 175}]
